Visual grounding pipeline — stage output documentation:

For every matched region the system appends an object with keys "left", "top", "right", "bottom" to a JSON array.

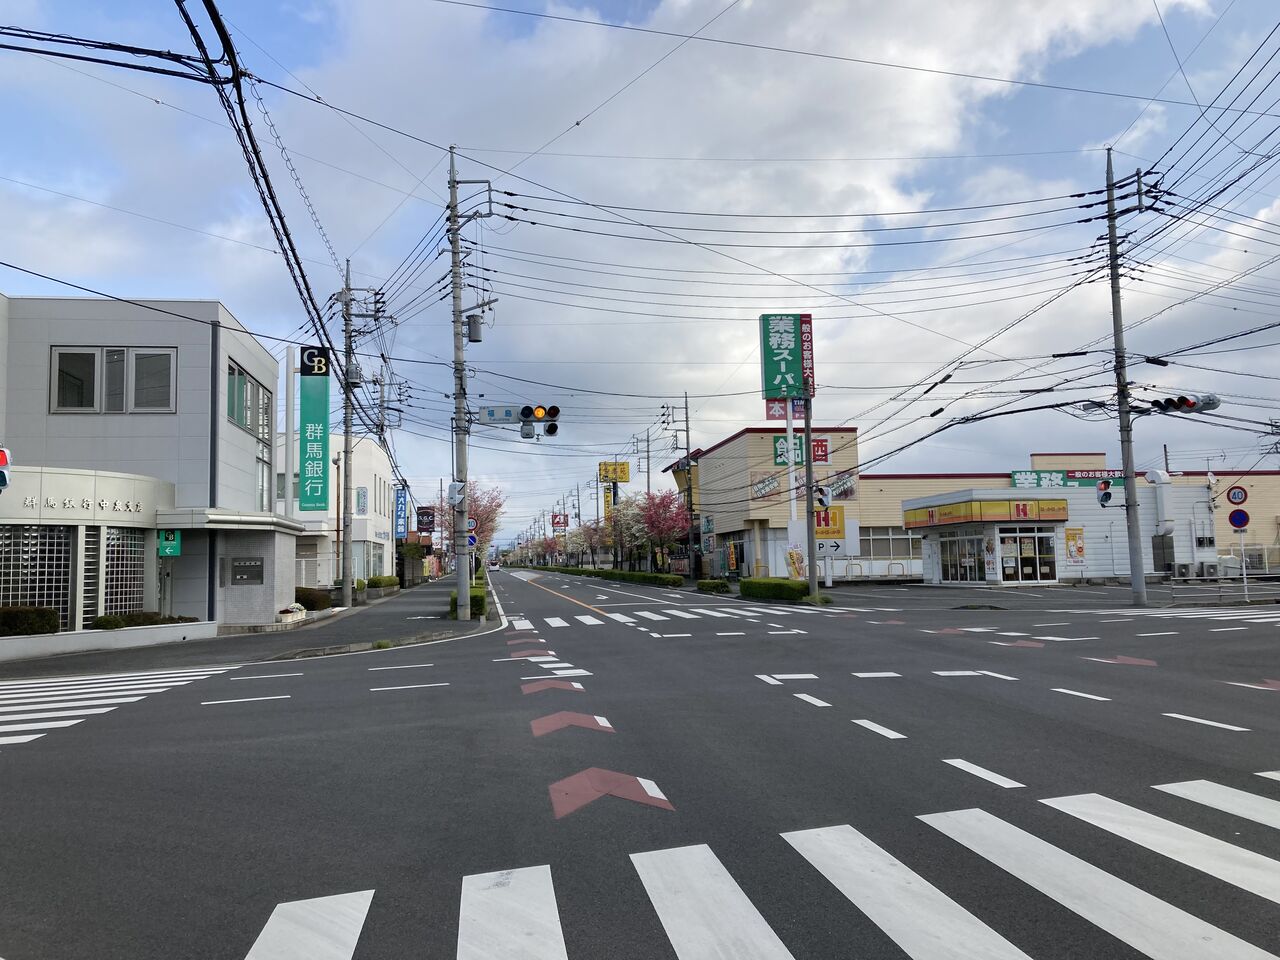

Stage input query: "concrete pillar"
[{"left": 71, "top": 524, "right": 86, "bottom": 630}]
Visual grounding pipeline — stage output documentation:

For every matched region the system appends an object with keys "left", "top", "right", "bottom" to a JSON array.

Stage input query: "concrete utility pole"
[
  {"left": 684, "top": 391, "right": 696, "bottom": 567},
  {"left": 645, "top": 428, "right": 652, "bottom": 496},
  {"left": 803, "top": 388, "right": 818, "bottom": 598},
  {"left": 448, "top": 146, "right": 472, "bottom": 620},
  {"left": 341, "top": 259, "right": 354, "bottom": 609},
  {"left": 1105, "top": 149, "right": 1147, "bottom": 607}
]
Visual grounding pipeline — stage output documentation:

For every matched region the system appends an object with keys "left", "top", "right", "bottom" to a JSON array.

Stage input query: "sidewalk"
[{"left": 0, "top": 581, "right": 488, "bottom": 680}]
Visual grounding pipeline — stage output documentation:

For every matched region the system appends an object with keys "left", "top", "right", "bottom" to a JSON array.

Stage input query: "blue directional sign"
[
  {"left": 467, "top": 533, "right": 478, "bottom": 546},
  {"left": 1229, "top": 508, "right": 1250, "bottom": 530},
  {"left": 394, "top": 487, "right": 408, "bottom": 538}
]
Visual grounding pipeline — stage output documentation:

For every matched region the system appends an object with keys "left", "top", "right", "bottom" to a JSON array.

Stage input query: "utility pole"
[
  {"left": 803, "top": 386, "right": 818, "bottom": 598},
  {"left": 645, "top": 428, "right": 652, "bottom": 496},
  {"left": 1106, "top": 148, "right": 1148, "bottom": 607},
  {"left": 341, "top": 259, "right": 354, "bottom": 609},
  {"left": 448, "top": 146, "right": 471, "bottom": 619},
  {"left": 684, "top": 391, "right": 696, "bottom": 571}
]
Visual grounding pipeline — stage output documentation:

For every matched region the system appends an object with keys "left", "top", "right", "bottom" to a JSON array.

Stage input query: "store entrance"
[
  {"left": 939, "top": 532, "right": 987, "bottom": 583},
  {"left": 998, "top": 526, "right": 1058, "bottom": 583}
]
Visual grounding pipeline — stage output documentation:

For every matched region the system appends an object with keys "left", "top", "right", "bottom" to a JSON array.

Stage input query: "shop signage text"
[
  {"left": 1011, "top": 469, "right": 1123, "bottom": 489},
  {"left": 298, "top": 345, "right": 331, "bottom": 512},
  {"left": 905, "top": 499, "right": 1069, "bottom": 529}
]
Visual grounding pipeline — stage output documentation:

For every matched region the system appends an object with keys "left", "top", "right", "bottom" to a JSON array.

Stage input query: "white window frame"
[{"left": 51, "top": 346, "right": 177, "bottom": 414}]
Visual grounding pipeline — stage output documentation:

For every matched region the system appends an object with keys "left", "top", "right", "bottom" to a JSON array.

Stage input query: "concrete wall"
[
  {"left": 0, "top": 620, "right": 219, "bottom": 663},
  {"left": 215, "top": 528, "right": 294, "bottom": 625}
]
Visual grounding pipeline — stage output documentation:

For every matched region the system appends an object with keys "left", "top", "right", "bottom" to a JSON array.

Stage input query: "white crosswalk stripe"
[
  {"left": 662, "top": 609, "right": 699, "bottom": 619},
  {"left": 236, "top": 776, "right": 1280, "bottom": 957},
  {"left": 605, "top": 613, "right": 637, "bottom": 623},
  {"left": 633, "top": 611, "right": 669, "bottom": 621},
  {"left": 688, "top": 608, "right": 734, "bottom": 618},
  {"left": 544, "top": 618, "right": 569, "bottom": 627},
  {"left": 1072, "top": 606, "right": 1280, "bottom": 626},
  {"left": 0, "top": 665, "right": 237, "bottom": 748}
]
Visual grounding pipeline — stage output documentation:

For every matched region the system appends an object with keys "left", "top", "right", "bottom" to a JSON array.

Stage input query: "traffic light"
[
  {"left": 814, "top": 485, "right": 831, "bottom": 508},
  {"left": 519, "top": 404, "right": 560, "bottom": 437},
  {"left": 1149, "top": 393, "right": 1221, "bottom": 413},
  {"left": 0, "top": 448, "right": 10, "bottom": 494},
  {"left": 1097, "top": 478, "right": 1113, "bottom": 507}
]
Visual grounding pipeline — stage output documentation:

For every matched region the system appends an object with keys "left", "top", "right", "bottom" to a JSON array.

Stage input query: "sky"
[{"left": 2, "top": 0, "right": 1279, "bottom": 542}]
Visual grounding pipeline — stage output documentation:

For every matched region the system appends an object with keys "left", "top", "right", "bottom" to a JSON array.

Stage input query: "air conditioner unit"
[
  {"left": 1174, "top": 562, "right": 1193, "bottom": 579},
  {"left": 1200, "top": 561, "right": 1219, "bottom": 579}
]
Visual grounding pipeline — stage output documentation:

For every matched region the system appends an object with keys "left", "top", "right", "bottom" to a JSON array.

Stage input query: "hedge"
[
  {"left": 519, "top": 565, "right": 683, "bottom": 588},
  {"left": 0, "top": 606, "right": 59, "bottom": 636},
  {"left": 367, "top": 575, "right": 400, "bottom": 588},
  {"left": 91, "top": 612, "right": 202, "bottom": 630},
  {"left": 697, "top": 579, "right": 730, "bottom": 594},
  {"left": 739, "top": 577, "right": 812, "bottom": 603},
  {"left": 449, "top": 587, "right": 488, "bottom": 619},
  {"left": 295, "top": 587, "right": 332, "bottom": 611}
]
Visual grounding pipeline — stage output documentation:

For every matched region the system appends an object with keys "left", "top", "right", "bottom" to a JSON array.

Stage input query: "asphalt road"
[{"left": 1, "top": 569, "right": 1278, "bottom": 959}]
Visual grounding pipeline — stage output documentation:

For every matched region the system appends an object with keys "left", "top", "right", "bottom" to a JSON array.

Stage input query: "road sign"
[
  {"left": 1226, "top": 485, "right": 1248, "bottom": 505},
  {"left": 1229, "top": 508, "right": 1250, "bottom": 530},
  {"left": 157, "top": 529, "right": 181, "bottom": 557},
  {"left": 813, "top": 505, "right": 846, "bottom": 539},
  {"left": 467, "top": 517, "right": 478, "bottom": 531},
  {"left": 479, "top": 405, "right": 521, "bottom": 424},
  {"left": 467, "top": 533, "right": 478, "bottom": 546},
  {"left": 815, "top": 539, "right": 845, "bottom": 556}
]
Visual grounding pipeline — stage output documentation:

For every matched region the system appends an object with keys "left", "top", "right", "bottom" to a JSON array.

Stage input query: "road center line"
[
  {"left": 851, "top": 719, "right": 906, "bottom": 739},
  {"left": 231, "top": 673, "right": 304, "bottom": 680},
  {"left": 852, "top": 672, "right": 901, "bottom": 678},
  {"left": 1052, "top": 688, "right": 1111, "bottom": 701},
  {"left": 1162, "top": 713, "right": 1250, "bottom": 731},
  {"left": 367, "top": 664, "right": 434, "bottom": 671},
  {"left": 793, "top": 693, "right": 831, "bottom": 707},
  {"left": 1137, "top": 632, "right": 1178, "bottom": 637},
  {"left": 370, "top": 683, "right": 450, "bottom": 692},
  {"left": 201, "top": 695, "right": 291, "bottom": 705},
  {"left": 942, "top": 758, "right": 1025, "bottom": 788}
]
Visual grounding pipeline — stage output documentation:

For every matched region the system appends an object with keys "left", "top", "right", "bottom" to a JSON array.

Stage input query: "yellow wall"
[
  {"left": 855, "top": 475, "right": 1008, "bottom": 526},
  {"left": 1030, "top": 453, "right": 1107, "bottom": 470},
  {"left": 1171, "top": 474, "right": 1280, "bottom": 549}
]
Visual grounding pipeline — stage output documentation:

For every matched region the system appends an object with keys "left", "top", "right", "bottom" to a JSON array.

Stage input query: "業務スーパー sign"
[
  {"left": 1011, "top": 469, "right": 1123, "bottom": 489},
  {"left": 759, "top": 313, "right": 815, "bottom": 399},
  {"left": 298, "top": 346, "right": 330, "bottom": 512}
]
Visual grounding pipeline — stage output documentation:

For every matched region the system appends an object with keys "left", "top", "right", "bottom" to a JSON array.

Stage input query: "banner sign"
[
  {"left": 356, "top": 486, "right": 368, "bottom": 516},
  {"left": 298, "top": 346, "right": 330, "bottom": 511},
  {"left": 813, "top": 506, "right": 846, "bottom": 540},
  {"left": 772, "top": 434, "right": 831, "bottom": 466},
  {"left": 1011, "top": 469, "right": 1123, "bottom": 489},
  {"left": 598, "top": 461, "right": 631, "bottom": 483},
  {"left": 750, "top": 470, "right": 782, "bottom": 500},
  {"left": 765, "top": 397, "right": 805, "bottom": 420},
  {"left": 394, "top": 488, "right": 408, "bottom": 538},
  {"left": 759, "top": 313, "right": 815, "bottom": 399},
  {"left": 1065, "top": 527, "right": 1085, "bottom": 565},
  {"left": 551, "top": 512, "right": 568, "bottom": 529},
  {"left": 416, "top": 505, "right": 434, "bottom": 533},
  {"left": 904, "top": 498, "right": 1069, "bottom": 529}
]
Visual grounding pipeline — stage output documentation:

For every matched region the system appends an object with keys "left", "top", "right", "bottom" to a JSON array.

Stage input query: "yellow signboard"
[
  {"left": 813, "top": 505, "right": 846, "bottom": 539},
  {"left": 904, "top": 499, "right": 1068, "bottom": 529},
  {"left": 598, "top": 461, "right": 631, "bottom": 483}
]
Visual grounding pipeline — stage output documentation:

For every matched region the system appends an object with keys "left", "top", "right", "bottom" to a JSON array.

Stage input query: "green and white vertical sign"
[
  {"left": 759, "top": 313, "right": 815, "bottom": 399},
  {"left": 298, "top": 346, "right": 330, "bottom": 511}
]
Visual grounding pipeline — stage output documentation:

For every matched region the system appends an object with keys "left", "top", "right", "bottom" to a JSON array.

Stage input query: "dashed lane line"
[
  {"left": 851, "top": 719, "right": 907, "bottom": 739},
  {"left": 943, "top": 759, "right": 1025, "bottom": 789}
]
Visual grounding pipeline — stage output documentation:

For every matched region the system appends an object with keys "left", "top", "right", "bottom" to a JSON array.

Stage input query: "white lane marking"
[
  {"left": 0, "top": 733, "right": 45, "bottom": 745},
  {"left": 0, "top": 719, "right": 84, "bottom": 733},
  {"left": 201, "top": 696, "right": 292, "bottom": 705},
  {"left": 512, "top": 619, "right": 535, "bottom": 630},
  {"left": 1043, "top": 793, "right": 1280, "bottom": 904},
  {"left": 662, "top": 609, "right": 699, "bottom": 619},
  {"left": 1033, "top": 622, "right": 1070, "bottom": 627},
  {"left": 245, "top": 889, "right": 374, "bottom": 960},
  {"left": 1099, "top": 619, "right": 1134, "bottom": 623},
  {"left": 545, "top": 617, "right": 569, "bottom": 628},
  {"left": 959, "top": 627, "right": 998, "bottom": 633},
  {"left": 574, "top": 615, "right": 604, "bottom": 625},
  {"left": 633, "top": 611, "right": 669, "bottom": 621},
  {"left": 0, "top": 674, "right": 219, "bottom": 695},
  {"left": 933, "top": 670, "right": 982, "bottom": 677},
  {"left": 0, "top": 681, "right": 191, "bottom": 701},
  {"left": 0, "top": 695, "right": 144, "bottom": 711},
  {"left": 658, "top": 634, "right": 692, "bottom": 638},
  {"left": 793, "top": 694, "right": 831, "bottom": 707},
  {"left": 920, "top": 808, "right": 1276, "bottom": 960},
  {"left": 540, "top": 663, "right": 573, "bottom": 669},
  {"left": 1163, "top": 713, "right": 1250, "bottom": 731},
  {"left": 232, "top": 673, "right": 304, "bottom": 681},
  {"left": 552, "top": 669, "right": 593, "bottom": 677},
  {"left": 367, "top": 664, "right": 433, "bottom": 671},
  {"left": 1033, "top": 636, "right": 1099, "bottom": 642},
  {"left": 370, "top": 683, "right": 450, "bottom": 692},
  {"left": 1210, "top": 627, "right": 1249, "bottom": 632},
  {"left": 594, "top": 716, "right": 613, "bottom": 729},
  {"left": 773, "top": 673, "right": 818, "bottom": 680},
  {"left": 942, "top": 759, "right": 1024, "bottom": 788},
  {"left": 0, "top": 707, "right": 115, "bottom": 722},
  {"left": 1155, "top": 780, "right": 1280, "bottom": 830},
  {"left": 716, "top": 631, "right": 747, "bottom": 636},
  {"left": 606, "top": 613, "right": 637, "bottom": 623},
  {"left": 756, "top": 675, "right": 783, "bottom": 685},
  {"left": 719, "top": 607, "right": 762, "bottom": 616},
  {"left": 851, "top": 719, "right": 907, "bottom": 740},
  {"left": 784, "top": 824, "right": 1031, "bottom": 960},
  {"left": 0, "top": 667, "right": 234, "bottom": 689},
  {"left": 853, "top": 672, "right": 902, "bottom": 678},
  {"left": 1052, "top": 688, "right": 1111, "bottom": 701},
  {"left": 978, "top": 671, "right": 1019, "bottom": 681},
  {"left": 995, "top": 632, "right": 1029, "bottom": 637},
  {"left": 1137, "top": 631, "right": 1178, "bottom": 637},
  {"left": 525, "top": 656, "right": 559, "bottom": 663},
  {"left": 1257, "top": 771, "right": 1280, "bottom": 781},
  {"left": 458, "top": 865, "right": 569, "bottom": 960},
  {"left": 637, "top": 778, "right": 667, "bottom": 800},
  {"left": 754, "top": 608, "right": 794, "bottom": 616},
  {"left": 689, "top": 608, "right": 733, "bottom": 618},
  {"left": 631, "top": 844, "right": 796, "bottom": 960}
]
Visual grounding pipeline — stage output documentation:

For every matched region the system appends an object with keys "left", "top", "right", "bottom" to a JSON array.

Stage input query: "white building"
[
  {"left": 274, "top": 432, "right": 396, "bottom": 586},
  {"left": 0, "top": 293, "right": 300, "bottom": 629}
]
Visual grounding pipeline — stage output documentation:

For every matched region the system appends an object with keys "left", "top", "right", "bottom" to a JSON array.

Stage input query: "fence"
[{"left": 1167, "top": 574, "right": 1280, "bottom": 606}]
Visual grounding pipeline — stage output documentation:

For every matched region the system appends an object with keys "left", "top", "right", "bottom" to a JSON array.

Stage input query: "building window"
[
  {"left": 228, "top": 361, "right": 272, "bottom": 439},
  {"left": 858, "top": 526, "right": 921, "bottom": 559},
  {"left": 52, "top": 347, "right": 175, "bottom": 414},
  {"left": 257, "top": 457, "right": 271, "bottom": 512},
  {"left": 104, "top": 527, "right": 145, "bottom": 616},
  {"left": 0, "top": 525, "right": 74, "bottom": 628}
]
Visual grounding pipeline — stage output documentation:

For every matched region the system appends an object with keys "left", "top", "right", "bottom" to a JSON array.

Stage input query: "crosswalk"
[
  {"left": 528, "top": 604, "right": 896, "bottom": 630},
  {"left": 0, "top": 665, "right": 240, "bottom": 747},
  {"left": 242, "top": 773, "right": 1280, "bottom": 958},
  {"left": 1070, "top": 606, "right": 1280, "bottom": 625}
]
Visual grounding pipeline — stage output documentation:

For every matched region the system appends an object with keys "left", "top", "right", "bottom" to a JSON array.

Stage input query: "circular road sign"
[
  {"left": 467, "top": 533, "right": 478, "bottom": 546},
  {"left": 466, "top": 517, "right": 478, "bottom": 531},
  {"left": 1229, "top": 508, "right": 1250, "bottom": 530},
  {"left": 1226, "top": 485, "right": 1248, "bottom": 505}
]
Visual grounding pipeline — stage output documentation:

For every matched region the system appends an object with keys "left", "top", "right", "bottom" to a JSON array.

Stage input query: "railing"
[{"left": 1166, "top": 574, "right": 1280, "bottom": 606}]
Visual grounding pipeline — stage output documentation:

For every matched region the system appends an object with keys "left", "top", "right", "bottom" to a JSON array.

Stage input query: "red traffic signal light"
[
  {"left": 1097, "top": 478, "right": 1112, "bottom": 507},
  {"left": 0, "top": 447, "right": 10, "bottom": 492},
  {"left": 1151, "top": 393, "right": 1220, "bottom": 413}
]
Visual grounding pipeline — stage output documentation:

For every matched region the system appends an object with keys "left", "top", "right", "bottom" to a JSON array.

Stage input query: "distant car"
[{"left": 488, "top": 559, "right": 500, "bottom": 570}]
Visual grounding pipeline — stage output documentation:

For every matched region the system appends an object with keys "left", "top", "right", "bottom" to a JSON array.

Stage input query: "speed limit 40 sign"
[{"left": 1226, "top": 485, "right": 1248, "bottom": 505}]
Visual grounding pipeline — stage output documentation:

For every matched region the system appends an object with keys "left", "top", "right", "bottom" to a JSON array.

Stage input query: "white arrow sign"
[{"left": 815, "top": 539, "right": 846, "bottom": 555}]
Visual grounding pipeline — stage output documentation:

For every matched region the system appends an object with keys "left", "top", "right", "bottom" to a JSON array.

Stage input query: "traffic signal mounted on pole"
[
  {"left": 814, "top": 484, "right": 831, "bottom": 508},
  {"left": 520, "top": 404, "right": 560, "bottom": 438},
  {"left": 0, "top": 448, "right": 10, "bottom": 493},
  {"left": 1097, "top": 478, "right": 1113, "bottom": 507},
  {"left": 1149, "top": 393, "right": 1220, "bottom": 414}
]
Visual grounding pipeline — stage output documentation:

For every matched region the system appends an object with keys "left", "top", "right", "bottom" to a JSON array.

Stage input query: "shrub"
[
  {"left": 355, "top": 578, "right": 367, "bottom": 592},
  {"left": 295, "top": 587, "right": 332, "bottom": 611},
  {"left": 372, "top": 640, "right": 392, "bottom": 649},
  {"left": 739, "top": 577, "right": 811, "bottom": 603},
  {"left": 799, "top": 593, "right": 833, "bottom": 606},
  {"left": 367, "top": 575, "right": 399, "bottom": 588},
  {"left": 449, "top": 587, "right": 488, "bottom": 619},
  {"left": 117, "top": 611, "right": 200, "bottom": 627},
  {"left": 697, "top": 579, "right": 730, "bottom": 594},
  {"left": 0, "top": 606, "right": 60, "bottom": 636},
  {"left": 527, "top": 566, "right": 683, "bottom": 588},
  {"left": 90, "top": 615, "right": 126, "bottom": 630}
]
